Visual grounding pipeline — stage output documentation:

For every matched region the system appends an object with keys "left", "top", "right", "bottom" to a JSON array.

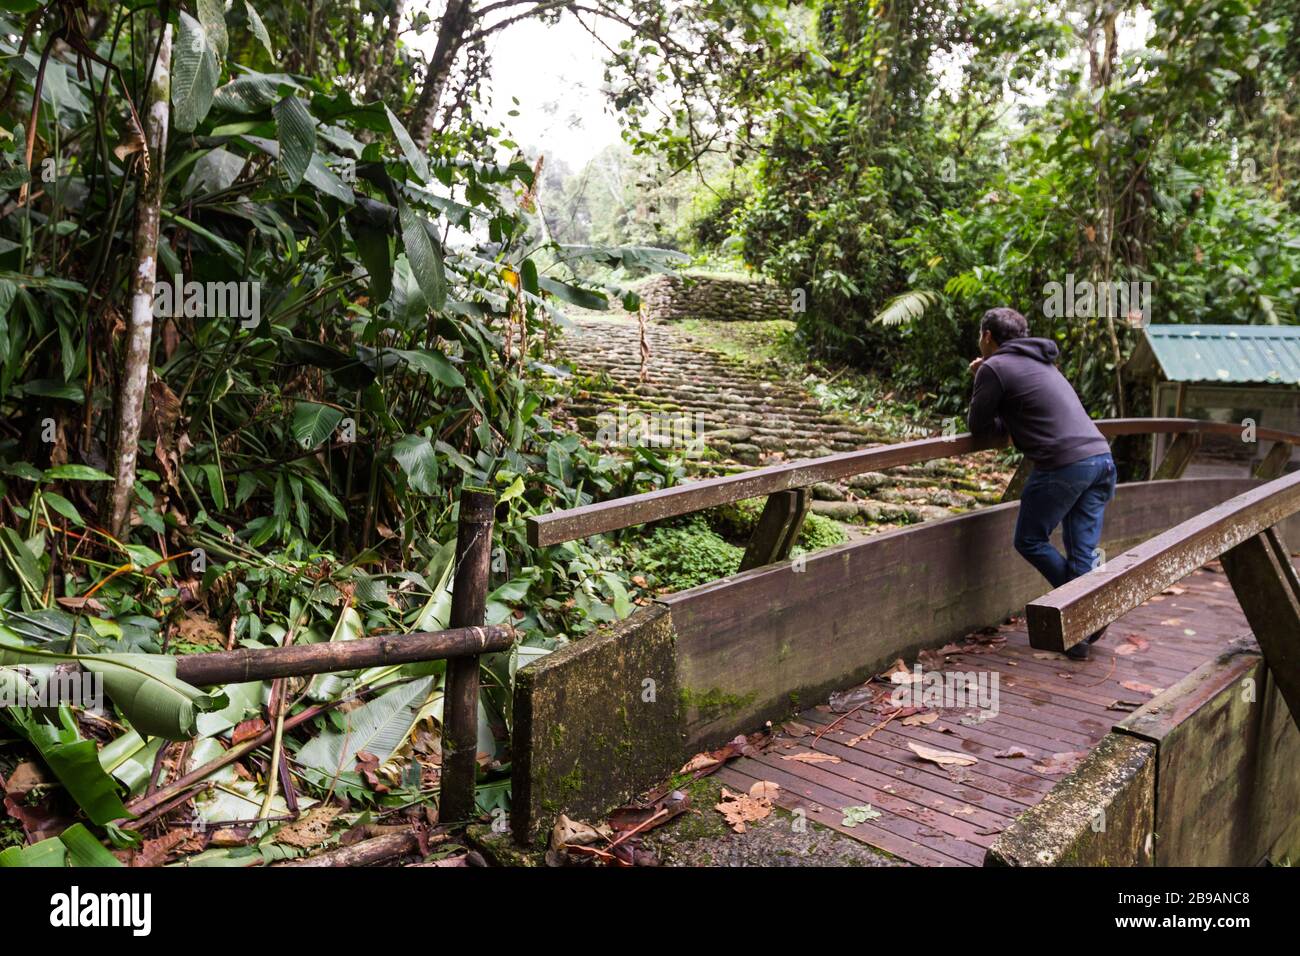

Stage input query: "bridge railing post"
[
  {"left": 1221, "top": 525, "right": 1300, "bottom": 730},
  {"left": 1254, "top": 440, "right": 1294, "bottom": 481},
  {"left": 1152, "top": 431, "right": 1202, "bottom": 480},
  {"left": 739, "top": 488, "right": 811, "bottom": 571},
  {"left": 439, "top": 487, "right": 495, "bottom": 825}
]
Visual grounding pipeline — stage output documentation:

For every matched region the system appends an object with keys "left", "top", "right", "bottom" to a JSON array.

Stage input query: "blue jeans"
[{"left": 1013, "top": 453, "right": 1117, "bottom": 589}]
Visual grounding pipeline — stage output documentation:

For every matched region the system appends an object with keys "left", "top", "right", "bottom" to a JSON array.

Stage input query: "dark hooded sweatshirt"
[{"left": 967, "top": 337, "right": 1110, "bottom": 471}]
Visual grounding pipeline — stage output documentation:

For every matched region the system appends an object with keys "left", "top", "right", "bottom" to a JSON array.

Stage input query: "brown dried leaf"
[
  {"left": 714, "top": 787, "right": 773, "bottom": 833},
  {"left": 780, "top": 751, "right": 842, "bottom": 765},
  {"left": 1032, "top": 751, "right": 1088, "bottom": 775},
  {"left": 907, "top": 741, "right": 978, "bottom": 767}
]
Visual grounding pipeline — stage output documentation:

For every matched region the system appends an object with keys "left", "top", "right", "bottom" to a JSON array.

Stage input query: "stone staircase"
[{"left": 551, "top": 316, "right": 1012, "bottom": 530}]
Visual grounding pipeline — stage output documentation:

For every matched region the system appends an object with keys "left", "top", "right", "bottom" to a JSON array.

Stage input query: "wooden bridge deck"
[{"left": 716, "top": 561, "right": 1259, "bottom": 866}]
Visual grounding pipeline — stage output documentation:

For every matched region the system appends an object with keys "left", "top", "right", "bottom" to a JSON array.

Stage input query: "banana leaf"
[
  {"left": 0, "top": 628, "right": 227, "bottom": 739},
  {"left": 295, "top": 676, "right": 435, "bottom": 787},
  {"left": 0, "top": 823, "right": 123, "bottom": 868},
  {"left": 4, "top": 707, "right": 130, "bottom": 825}
]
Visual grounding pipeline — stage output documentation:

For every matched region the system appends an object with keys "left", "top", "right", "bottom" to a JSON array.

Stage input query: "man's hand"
[{"left": 969, "top": 357, "right": 984, "bottom": 373}]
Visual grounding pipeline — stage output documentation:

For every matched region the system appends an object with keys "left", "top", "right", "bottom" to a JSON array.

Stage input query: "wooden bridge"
[{"left": 515, "top": 418, "right": 1300, "bottom": 865}]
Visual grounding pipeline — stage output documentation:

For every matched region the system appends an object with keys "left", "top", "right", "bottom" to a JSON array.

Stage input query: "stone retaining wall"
[{"left": 639, "top": 273, "right": 789, "bottom": 322}]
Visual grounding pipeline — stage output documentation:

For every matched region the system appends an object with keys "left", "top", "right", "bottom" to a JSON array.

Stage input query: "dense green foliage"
[{"left": 666, "top": 0, "right": 1300, "bottom": 412}]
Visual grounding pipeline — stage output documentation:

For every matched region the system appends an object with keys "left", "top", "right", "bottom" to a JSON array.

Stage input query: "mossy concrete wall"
[
  {"left": 511, "top": 605, "right": 684, "bottom": 844},
  {"left": 1117, "top": 646, "right": 1300, "bottom": 865},
  {"left": 991, "top": 643, "right": 1300, "bottom": 866},
  {"left": 986, "top": 733, "right": 1156, "bottom": 866}
]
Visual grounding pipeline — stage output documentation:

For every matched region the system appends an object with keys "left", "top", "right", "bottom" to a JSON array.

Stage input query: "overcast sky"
[{"left": 406, "top": 11, "right": 628, "bottom": 170}]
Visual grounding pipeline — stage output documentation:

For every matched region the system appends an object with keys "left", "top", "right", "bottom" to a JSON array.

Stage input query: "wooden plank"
[
  {"left": 527, "top": 419, "right": 1300, "bottom": 546},
  {"left": 716, "top": 762, "right": 983, "bottom": 866},
  {"left": 757, "top": 738, "right": 1013, "bottom": 830},
  {"left": 1000, "top": 457, "right": 1034, "bottom": 503},
  {"left": 738, "top": 488, "right": 810, "bottom": 571},
  {"left": 1221, "top": 527, "right": 1300, "bottom": 730},
  {"left": 1254, "top": 440, "right": 1293, "bottom": 480},
  {"left": 1026, "top": 469, "right": 1300, "bottom": 651},
  {"left": 1152, "top": 431, "right": 1202, "bottom": 480},
  {"left": 739, "top": 751, "right": 1002, "bottom": 846}
]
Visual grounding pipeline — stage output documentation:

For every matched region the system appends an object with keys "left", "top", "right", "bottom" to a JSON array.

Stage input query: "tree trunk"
[
  {"left": 105, "top": 24, "right": 171, "bottom": 538},
  {"left": 409, "top": 0, "right": 474, "bottom": 149}
]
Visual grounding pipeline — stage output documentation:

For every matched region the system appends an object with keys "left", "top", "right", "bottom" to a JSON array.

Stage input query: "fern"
[{"left": 873, "top": 289, "right": 943, "bottom": 326}]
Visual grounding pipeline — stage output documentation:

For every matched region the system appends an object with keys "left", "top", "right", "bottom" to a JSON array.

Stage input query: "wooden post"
[
  {"left": 439, "top": 488, "right": 495, "bottom": 825},
  {"left": 1222, "top": 526, "right": 1300, "bottom": 732},
  {"left": 1254, "top": 441, "right": 1293, "bottom": 481},
  {"left": 1000, "top": 458, "right": 1033, "bottom": 502},
  {"left": 1152, "top": 431, "right": 1202, "bottom": 480},
  {"left": 739, "top": 488, "right": 810, "bottom": 571}
]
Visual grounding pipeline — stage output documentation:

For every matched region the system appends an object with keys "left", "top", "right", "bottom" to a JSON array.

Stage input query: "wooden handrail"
[
  {"left": 174, "top": 623, "right": 515, "bottom": 686},
  {"left": 1025, "top": 468, "right": 1300, "bottom": 650},
  {"left": 527, "top": 418, "right": 1300, "bottom": 547}
]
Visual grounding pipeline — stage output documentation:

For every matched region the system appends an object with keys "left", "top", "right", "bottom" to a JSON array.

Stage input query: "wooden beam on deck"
[{"left": 1222, "top": 527, "right": 1300, "bottom": 730}]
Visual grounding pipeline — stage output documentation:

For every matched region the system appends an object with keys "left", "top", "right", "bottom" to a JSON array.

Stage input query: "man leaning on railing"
[{"left": 968, "top": 307, "right": 1116, "bottom": 660}]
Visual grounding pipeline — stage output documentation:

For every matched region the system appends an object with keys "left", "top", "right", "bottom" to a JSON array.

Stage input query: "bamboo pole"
[
  {"left": 439, "top": 488, "right": 494, "bottom": 824},
  {"left": 174, "top": 623, "right": 513, "bottom": 686}
]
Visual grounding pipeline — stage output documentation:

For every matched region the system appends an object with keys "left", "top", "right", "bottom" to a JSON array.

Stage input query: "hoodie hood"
[{"left": 995, "top": 336, "right": 1059, "bottom": 364}]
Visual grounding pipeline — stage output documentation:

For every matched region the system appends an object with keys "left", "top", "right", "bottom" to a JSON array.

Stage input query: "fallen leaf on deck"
[
  {"left": 994, "top": 746, "right": 1033, "bottom": 759},
  {"left": 550, "top": 813, "right": 612, "bottom": 850},
  {"left": 841, "top": 804, "right": 882, "bottom": 827},
  {"left": 900, "top": 712, "right": 939, "bottom": 727},
  {"left": 781, "top": 751, "right": 842, "bottom": 764},
  {"left": 782, "top": 720, "right": 813, "bottom": 738},
  {"left": 1159, "top": 618, "right": 1184, "bottom": 627},
  {"left": 829, "top": 685, "right": 879, "bottom": 711},
  {"left": 1162, "top": 585, "right": 1187, "bottom": 595},
  {"left": 907, "top": 741, "right": 978, "bottom": 767},
  {"left": 1107, "top": 699, "right": 1144, "bottom": 711},
  {"left": 679, "top": 753, "right": 721, "bottom": 774},
  {"left": 1121, "top": 680, "right": 1164, "bottom": 697},
  {"left": 1032, "top": 751, "right": 1087, "bottom": 775}
]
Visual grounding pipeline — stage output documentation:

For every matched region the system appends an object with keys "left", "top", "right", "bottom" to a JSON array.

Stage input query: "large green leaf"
[
  {"left": 384, "top": 104, "right": 430, "bottom": 182},
  {"left": 196, "top": 0, "right": 229, "bottom": 58},
  {"left": 392, "top": 348, "right": 465, "bottom": 388},
  {"left": 241, "top": 0, "right": 274, "bottom": 58},
  {"left": 352, "top": 219, "right": 393, "bottom": 304},
  {"left": 396, "top": 196, "right": 447, "bottom": 311},
  {"left": 291, "top": 401, "right": 343, "bottom": 449},
  {"left": 273, "top": 95, "right": 316, "bottom": 190},
  {"left": 537, "top": 276, "right": 608, "bottom": 311},
  {"left": 0, "top": 823, "right": 123, "bottom": 867},
  {"left": 4, "top": 708, "right": 130, "bottom": 825},
  {"left": 0, "top": 634, "right": 227, "bottom": 740},
  {"left": 80, "top": 654, "right": 227, "bottom": 740},
  {"left": 295, "top": 676, "right": 435, "bottom": 787},
  {"left": 173, "top": 11, "right": 221, "bottom": 133},
  {"left": 391, "top": 434, "right": 440, "bottom": 495}
]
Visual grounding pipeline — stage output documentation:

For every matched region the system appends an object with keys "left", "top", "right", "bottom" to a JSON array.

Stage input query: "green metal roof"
[{"left": 1135, "top": 324, "right": 1300, "bottom": 385}]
